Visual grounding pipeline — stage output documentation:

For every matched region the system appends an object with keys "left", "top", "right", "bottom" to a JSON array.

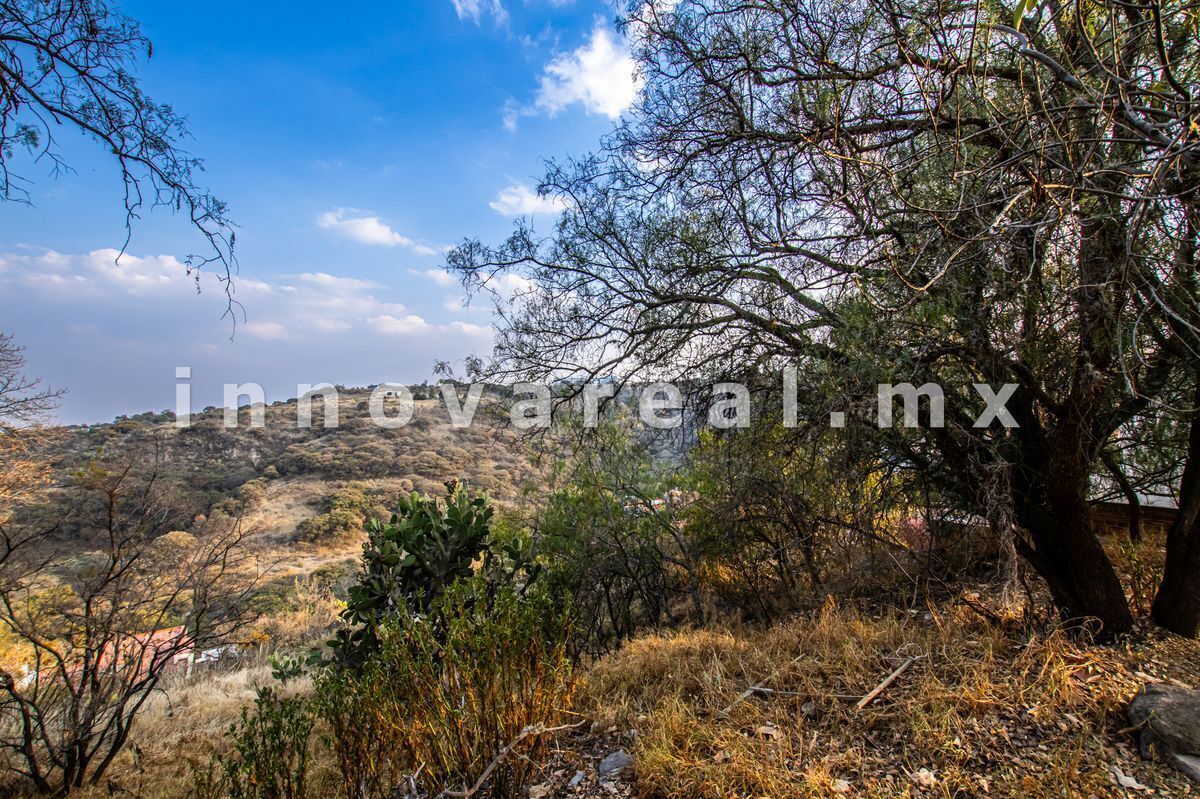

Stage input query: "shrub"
[
  {"left": 296, "top": 507, "right": 361, "bottom": 541},
  {"left": 536, "top": 425, "right": 703, "bottom": 654},
  {"left": 0, "top": 459, "right": 256, "bottom": 796},
  {"left": 256, "top": 575, "right": 346, "bottom": 647},
  {"left": 191, "top": 687, "right": 316, "bottom": 799},
  {"left": 296, "top": 483, "right": 375, "bottom": 542},
  {"left": 316, "top": 580, "right": 573, "bottom": 799},
  {"left": 331, "top": 481, "right": 494, "bottom": 663},
  {"left": 238, "top": 477, "right": 269, "bottom": 505}
]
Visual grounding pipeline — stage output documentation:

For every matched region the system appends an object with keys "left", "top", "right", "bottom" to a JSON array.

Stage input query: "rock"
[
  {"left": 1129, "top": 683, "right": 1200, "bottom": 784},
  {"left": 1129, "top": 684, "right": 1200, "bottom": 755},
  {"left": 598, "top": 750, "right": 633, "bottom": 777},
  {"left": 567, "top": 770, "right": 586, "bottom": 788},
  {"left": 1173, "top": 755, "right": 1200, "bottom": 784},
  {"left": 1108, "top": 765, "right": 1148, "bottom": 791}
]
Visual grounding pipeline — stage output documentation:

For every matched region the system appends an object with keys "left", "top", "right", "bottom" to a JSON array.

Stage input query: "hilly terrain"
[
  {"left": 5, "top": 387, "right": 1200, "bottom": 799},
  {"left": 12, "top": 387, "right": 542, "bottom": 644}
]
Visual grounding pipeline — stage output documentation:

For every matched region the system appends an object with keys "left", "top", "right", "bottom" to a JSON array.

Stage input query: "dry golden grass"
[
  {"left": 577, "top": 600, "right": 1199, "bottom": 798},
  {"left": 31, "top": 665, "right": 278, "bottom": 799},
  {"left": 15, "top": 600, "right": 1200, "bottom": 799},
  {"left": 251, "top": 574, "right": 346, "bottom": 647}
]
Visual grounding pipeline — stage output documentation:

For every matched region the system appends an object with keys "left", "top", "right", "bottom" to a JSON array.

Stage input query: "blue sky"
[{"left": 0, "top": 0, "right": 638, "bottom": 423}]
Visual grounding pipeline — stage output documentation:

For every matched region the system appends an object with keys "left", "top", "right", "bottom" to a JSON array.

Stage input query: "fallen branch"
[
  {"left": 748, "top": 686, "right": 862, "bottom": 701},
  {"left": 747, "top": 686, "right": 808, "bottom": 697},
  {"left": 960, "top": 593, "right": 1003, "bottom": 624},
  {"left": 855, "top": 657, "right": 916, "bottom": 710},
  {"left": 437, "top": 720, "right": 586, "bottom": 798},
  {"left": 719, "top": 653, "right": 808, "bottom": 718}
]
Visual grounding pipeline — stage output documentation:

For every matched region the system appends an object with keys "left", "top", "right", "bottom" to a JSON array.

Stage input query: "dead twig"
[
  {"left": 855, "top": 657, "right": 916, "bottom": 710},
  {"left": 960, "top": 593, "right": 1004, "bottom": 625},
  {"left": 747, "top": 686, "right": 865, "bottom": 701},
  {"left": 719, "top": 653, "right": 808, "bottom": 718},
  {"left": 436, "top": 720, "right": 586, "bottom": 798}
]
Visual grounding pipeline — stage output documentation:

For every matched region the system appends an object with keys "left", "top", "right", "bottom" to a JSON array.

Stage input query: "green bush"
[
  {"left": 316, "top": 580, "right": 573, "bottom": 799},
  {"left": 296, "top": 483, "right": 376, "bottom": 542},
  {"left": 191, "top": 687, "right": 316, "bottom": 799},
  {"left": 238, "top": 477, "right": 269, "bottom": 507},
  {"left": 330, "top": 481, "right": 495, "bottom": 663}
]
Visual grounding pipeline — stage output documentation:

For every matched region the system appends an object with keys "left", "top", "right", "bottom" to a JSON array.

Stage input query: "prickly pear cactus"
[{"left": 333, "top": 481, "right": 493, "bottom": 664}]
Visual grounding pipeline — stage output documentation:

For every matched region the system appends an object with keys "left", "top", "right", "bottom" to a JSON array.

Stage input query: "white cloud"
[
  {"left": 643, "top": 0, "right": 679, "bottom": 14},
  {"left": 0, "top": 247, "right": 505, "bottom": 422},
  {"left": 369, "top": 313, "right": 493, "bottom": 342},
  {"left": 317, "top": 209, "right": 411, "bottom": 247},
  {"left": 451, "top": 0, "right": 508, "bottom": 25},
  {"left": 315, "top": 210, "right": 443, "bottom": 256},
  {"left": 489, "top": 183, "right": 567, "bottom": 217},
  {"left": 2, "top": 250, "right": 405, "bottom": 336},
  {"left": 310, "top": 318, "right": 353, "bottom": 333},
  {"left": 492, "top": 273, "right": 535, "bottom": 297},
  {"left": 295, "top": 272, "right": 379, "bottom": 292},
  {"left": 449, "top": 321, "right": 494, "bottom": 339},
  {"left": 502, "top": 99, "right": 521, "bottom": 133},
  {"left": 410, "top": 268, "right": 458, "bottom": 287},
  {"left": 534, "top": 22, "right": 640, "bottom": 120},
  {"left": 368, "top": 313, "right": 434, "bottom": 336},
  {"left": 1, "top": 248, "right": 495, "bottom": 354},
  {"left": 3, "top": 249, "right": 193, "bottom": 297},
  {"left": 238, "top": 277, "right": 275, "bottom": 294},
  {"left": 243, "top": 321, "right": 289, "bottom": 340}
]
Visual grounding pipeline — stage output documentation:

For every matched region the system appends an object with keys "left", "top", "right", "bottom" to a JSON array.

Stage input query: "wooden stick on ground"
[
  {"left": 855, "top": 657, "right": 916, "bottom": 710},
  {"left": 718, "top": 652, "right": 810, "bottom": 718},
  {"left": 437, "top": 720, "right": 586, "bottom": 798}
]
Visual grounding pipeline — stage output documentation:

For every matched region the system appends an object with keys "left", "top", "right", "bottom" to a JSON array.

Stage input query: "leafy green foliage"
[
  {"left": 295, "top": 483, "right": 377, "bottom": 542},
  {"left": 316, "top": 580, "right": 573, "bottom": 799},
  {"left": 537, "top": 424, "right": 704, "bottom": 654},
  {"left": 191, "top": 687, "right": 316, "bottom": 799},
  {"left": 331, "top": 481, "right": 512, "bottom": 664}
]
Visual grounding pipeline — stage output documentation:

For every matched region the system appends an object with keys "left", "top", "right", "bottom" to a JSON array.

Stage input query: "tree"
[
  {"left": 454, "top": 0, "right": 1200, "bottom": 636},
  {"left": 0, "top": 0, "right": 235, "bottom": 286},
  {"left": 684, "top": 410, "right": 916, "bottom": 613},
  {"left": 0, "top": 453, "right": 261, "bottom": 795},
  {"left": 0, "top": 332, "right": 59, "bottom": 435},
  {"left": 535, "top": 420, "right": 709, "bottom": 652},
  {"left": 0, "top": 331, "right": 60, "bottom": 543}
]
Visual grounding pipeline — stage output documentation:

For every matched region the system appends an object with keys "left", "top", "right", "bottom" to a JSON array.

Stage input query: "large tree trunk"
[
  {"left": 1152, "top": 380, "right": 1200, "bottom": 638},
  {"left": 937, "top": 380, "right": 1135, "bottom": 637},
  {"left": 1020, "top": 492, "right": 1135, "bottom": 638},
  {"left": 1013, "top": 411, "right": 1135, "bottom": 638},
  {"left": 1018, "top": 190, "right": 1135, "bottom": 638}
]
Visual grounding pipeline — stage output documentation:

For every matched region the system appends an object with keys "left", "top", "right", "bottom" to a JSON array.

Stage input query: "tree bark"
[
  {"left": 1152, "top": 379, "right": 1200, "bottom": 638},
  {"left": 1020, "top": 498, "right": 1135, "bottom": 638},
  {"left": 1014, "top": 190, "right": 1135, "bottom": 638},
  {"left": 1014, "top": 417, "right": 1135, "bottom": 638}
]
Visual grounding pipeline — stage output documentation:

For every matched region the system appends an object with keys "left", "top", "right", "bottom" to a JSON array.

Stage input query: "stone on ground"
[
  {"left": 598, "top": 750, "right": 633, "bottom": 777},
  {"left": 1129, "top": 683, "right": 1200, "bottom": 784}
]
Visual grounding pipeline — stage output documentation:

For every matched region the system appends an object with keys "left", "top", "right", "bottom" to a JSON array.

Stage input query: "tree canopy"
[
  {"left": 453, "top": 0, "right": 1200, "bottom": 637},
  {"left": 0, "top": 0, "right": 235, "bottom": 287}
]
